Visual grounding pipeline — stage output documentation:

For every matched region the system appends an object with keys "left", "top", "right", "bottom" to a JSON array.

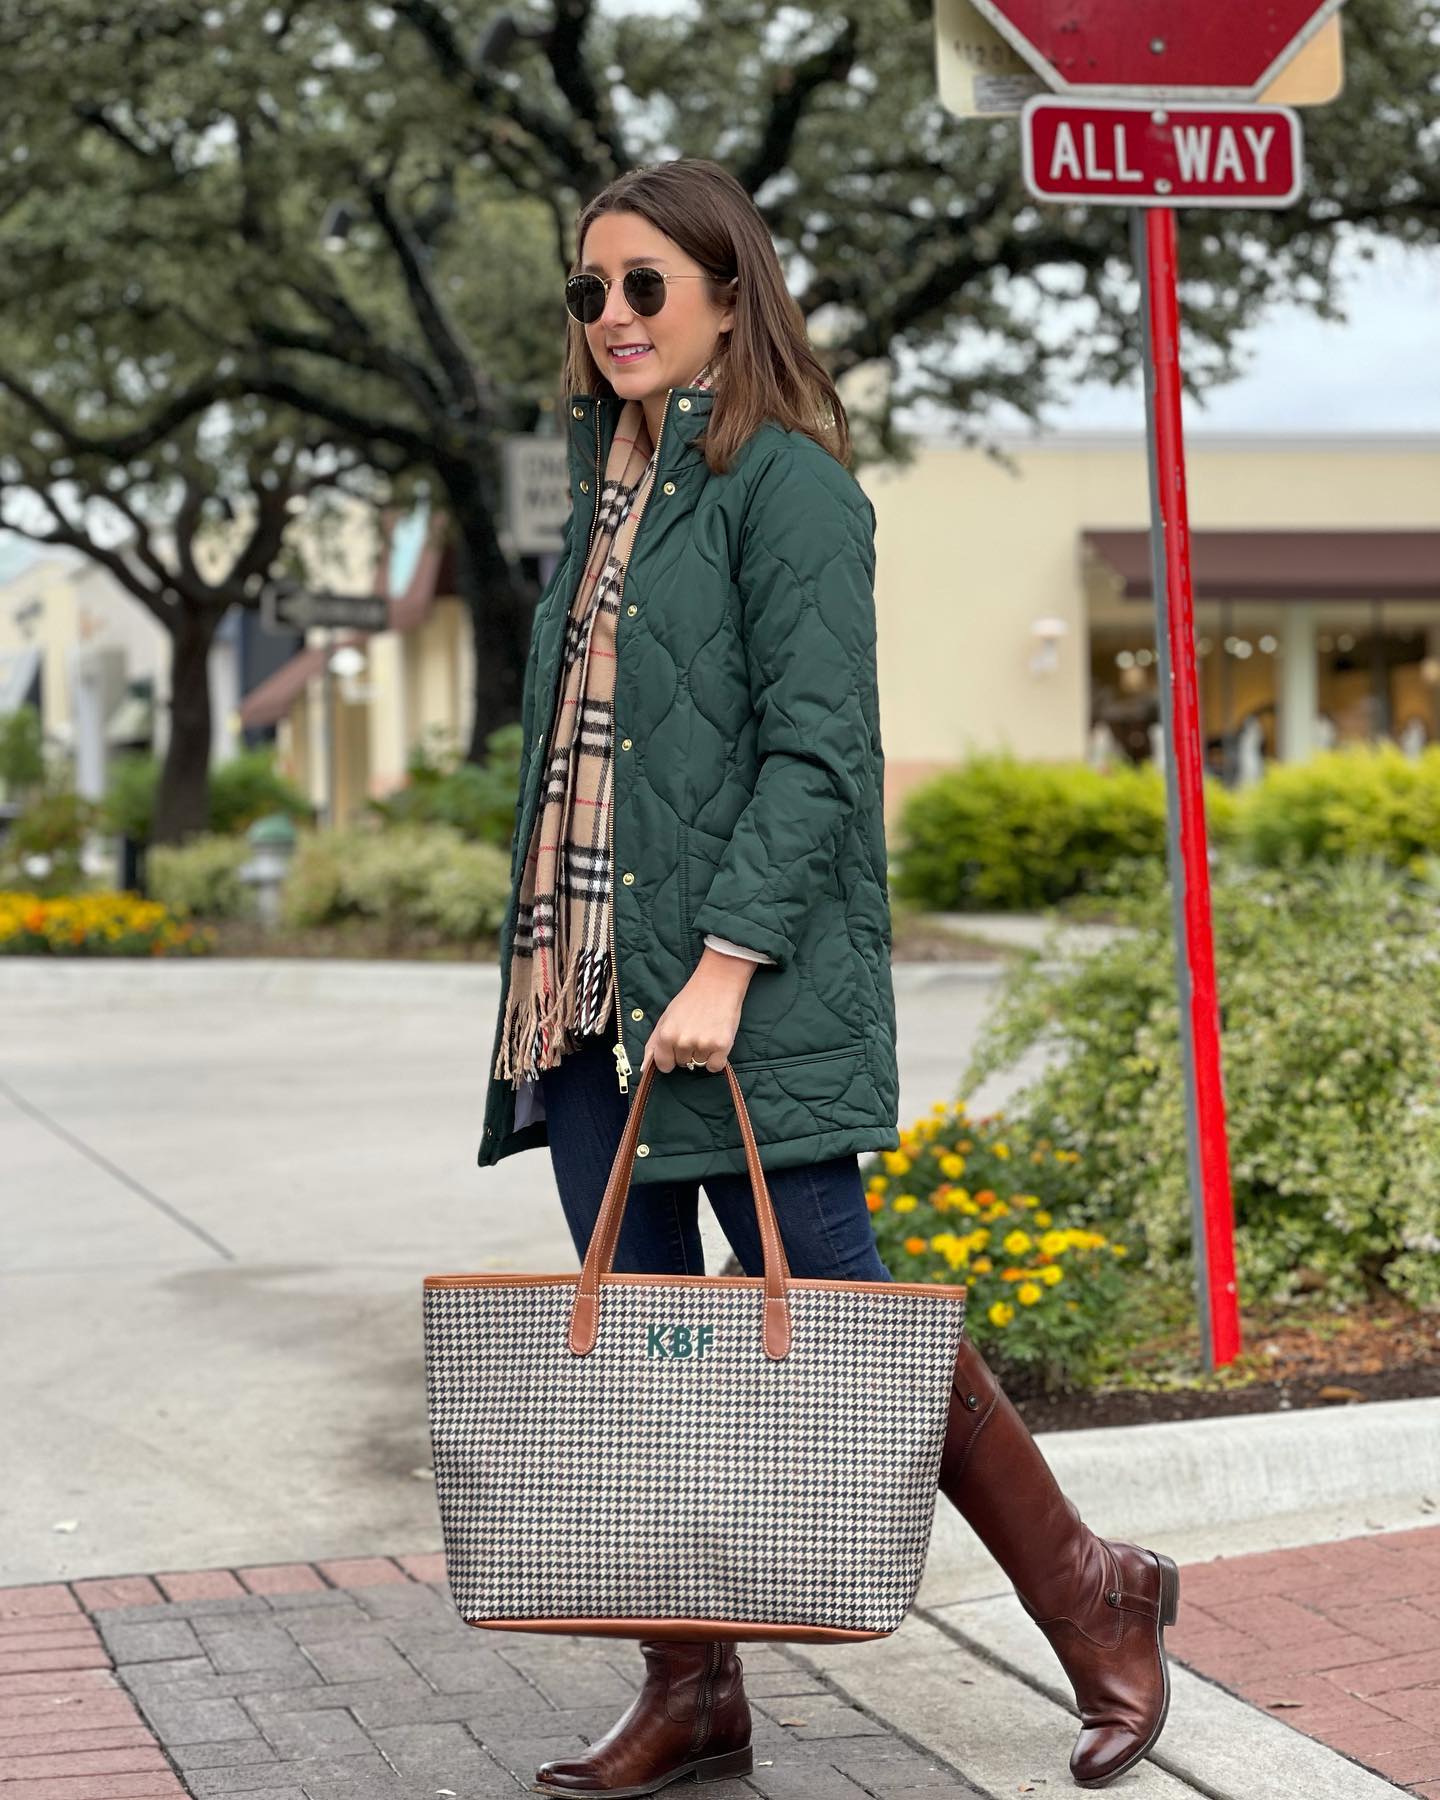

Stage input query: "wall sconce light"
[{"left": 1029, "top": 615, "right": 1068, "bottom": 678}]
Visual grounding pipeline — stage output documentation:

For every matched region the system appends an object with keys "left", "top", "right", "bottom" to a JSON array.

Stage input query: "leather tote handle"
[{"left": 567, "top": 1059, "right": 795, "bottom": 1360}]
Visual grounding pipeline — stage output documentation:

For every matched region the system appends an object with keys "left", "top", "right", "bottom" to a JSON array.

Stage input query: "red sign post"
[
  {"left": 940, "top": 0, "right": 1346, "bottom": 1372},
  {"left": 1023, "top": 99, "right": 1303, "bottom": 207},
  {"left": 969, "top": 0, "right": 1345, "bottom": 97}
]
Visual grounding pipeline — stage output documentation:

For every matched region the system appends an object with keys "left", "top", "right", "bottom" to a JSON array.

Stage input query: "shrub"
[
  {"left": 100, "top": 748, "right": 310, "bottom": 844},
  {"left": 0, "top": 706, "right": 45, "bottom": 796},
  {"left": 862, "top": 1103, "right": 1134, "bottom": 1393},
  {"left": 210, "top": 749, "right": 310, "bottom": 836},
  {"left": 891, "top": 752, "right": 1238, "bottom": 913},
  {"left": 147, "top": 835, "right": 254, "bottom": 920},
  {"left": 367, "top": 723, "right": 523, "bottom": 851},
  {"left": 1234, "top": 743, "right": 1440, "bottom": 873},
  {"left": 961, "top": 857, "right": 1440, "bottom": 1312},
  {"left": 0, "top": 890, "right": 212, "bottom": 955},
  {"left": 280, "top": 823, "right": 511, "bottom": 941},
  {"left": 0, "top": 789, "right": 97, "bottom": 894}
]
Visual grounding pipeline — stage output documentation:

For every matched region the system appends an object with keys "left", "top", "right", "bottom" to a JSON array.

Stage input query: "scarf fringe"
[{"left": 494, "top": 942, "right": 595, "bottom": 1087}]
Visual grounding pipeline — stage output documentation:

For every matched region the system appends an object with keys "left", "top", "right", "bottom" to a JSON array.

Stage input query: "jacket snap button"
[
  {"left": 678, "top": 397, "right": 692, "bottom": 411},
  {"left": 580, "top": 479, "right": 589, "bottom": 492},
  {"left": 621, "top": 737, "right": 632, "bottom": 750},
  {"left": 626, "top": 604, "right": 638, "bottom": 617},
  {"left": 630, "top": 1007, "right": 643, "bottom": 1021},
  {"left": 622, "top": 871, "right": 635, "bottom": 885},
  {"left": 636, "top": 1143, "right": 650, "bottom": 1157},
  {"left": 662, "top": 481, "right": 676, "bottom": 495},
  {"left": 1106, "top": 1590, "right": 1120, "bottom": 1605},
  {"left": 964, "top": 1392, "right": 979, "bottom": 1410},
  {"left": 572, "top": 405, "right": 584, "bottom": 418}
]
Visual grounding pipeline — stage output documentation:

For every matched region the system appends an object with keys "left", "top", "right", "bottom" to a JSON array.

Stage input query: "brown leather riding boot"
[
  {"left": 939, "top": 1332, "right": 1180, "bottom": 1788},
  {"left": 532, "top": 1638, "right": 753, "bottom": 1797}
]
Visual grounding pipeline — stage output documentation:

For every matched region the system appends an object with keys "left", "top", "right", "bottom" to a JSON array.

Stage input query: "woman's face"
[{"left": 577, "top": 211, "right": 735, "bottom": 403}]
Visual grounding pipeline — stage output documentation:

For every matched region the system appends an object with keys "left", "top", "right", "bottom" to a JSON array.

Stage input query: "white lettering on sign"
[
  {"left": 1050, "top": 121, "right": 1143, "bottom": 184},
  {"left": 1172, "top": 122, "right": 1278, "bottom": 184}
]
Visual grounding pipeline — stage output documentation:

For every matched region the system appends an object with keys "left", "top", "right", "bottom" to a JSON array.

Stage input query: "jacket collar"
[{"left": 564, "top": 385, "right": 713, "bottom": 502}]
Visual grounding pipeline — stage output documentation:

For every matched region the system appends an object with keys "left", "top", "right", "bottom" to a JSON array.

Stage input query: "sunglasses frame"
[{"left": 564, "top": 266, "right": 734, "bottom": 325}]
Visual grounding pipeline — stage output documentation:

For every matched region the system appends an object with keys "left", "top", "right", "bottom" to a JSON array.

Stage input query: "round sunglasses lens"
[
  {"left": 565, "top": 275, "right": 604, "bottom": 323},
  {"left": 624, "top": 268, "right": 667, "bottom": 315}
]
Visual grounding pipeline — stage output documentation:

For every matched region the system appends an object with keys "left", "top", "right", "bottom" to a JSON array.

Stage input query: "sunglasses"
[{"left": 564, "top": 266, "right": 734, "bottom": 325}]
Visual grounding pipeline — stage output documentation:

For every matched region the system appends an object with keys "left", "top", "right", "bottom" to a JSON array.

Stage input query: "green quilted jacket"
[{"left": 477, "top": 382, "right": 901, "bottom": 1182}]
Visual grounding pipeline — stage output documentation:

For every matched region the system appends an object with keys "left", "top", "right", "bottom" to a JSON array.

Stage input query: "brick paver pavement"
[
  {"left": 1, "top": 1556, "right": 977, "bottom": 1800},
  {"left": 1169, "top": 1525, "right": 1440, "bottom": 1796}
]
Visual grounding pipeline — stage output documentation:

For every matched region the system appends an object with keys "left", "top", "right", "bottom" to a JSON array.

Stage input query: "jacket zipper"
[{"left": 608, "top": 394, "right": 673, "bottom": 1094}]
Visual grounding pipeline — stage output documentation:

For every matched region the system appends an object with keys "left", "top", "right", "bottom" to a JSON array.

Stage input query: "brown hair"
[{"left": 560, "top": 158, "right": 851, "bottom": 474}]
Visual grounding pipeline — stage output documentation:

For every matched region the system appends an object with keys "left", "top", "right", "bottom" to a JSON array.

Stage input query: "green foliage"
[
  {"left": 1234, "top": 743, "right": 1440, "bottom": 872},
  {"left": 101, "top": 754, "right": 158, "bottom": 844},
  {"left": 367, "top": 724, "right": 523, "bottom": 850},
  {"left": 147, "top": 835, "right": 254, "bottom": 921},
  {"left": 891, "top": 753, "right": 1238, "bottom": 911},
  {"left": 961, "top": 858, "right": 1440, "bottom": 1313},
  {"left": 209, "top": 749, "right": 311, "bottom": 837},
  {"left": 0, "top": 789, "right": 97, "bottom": 894},
  {"left": 280, "top": 823, "right": 511, "bottom": 941},
  {"left": 101, "top": 749, "right": 309, "bottom": 844},
  {"left": 0, "top": 706, "right": 45, "bottom": 795}
]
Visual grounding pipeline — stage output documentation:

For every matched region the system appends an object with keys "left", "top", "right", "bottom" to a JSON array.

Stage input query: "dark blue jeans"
[{"left": 539, "top": 1029, "right": 894, "bottom": 1283}]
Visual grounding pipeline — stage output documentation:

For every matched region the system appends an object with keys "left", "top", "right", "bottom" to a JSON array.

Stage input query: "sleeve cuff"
[{"left": 704, "top": 932, "right": 777, "bottom": 966}]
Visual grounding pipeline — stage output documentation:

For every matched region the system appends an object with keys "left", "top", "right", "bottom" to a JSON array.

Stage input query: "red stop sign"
[{"left": 970, "top": 0, "right": 1345, "bottom": 99}]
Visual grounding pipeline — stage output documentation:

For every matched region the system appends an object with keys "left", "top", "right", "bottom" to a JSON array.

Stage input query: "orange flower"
[
  {"left": 903, "top": 1236, "right": 928, "bottom": 1255},
  {"left": 865, "top": 1192, "right": 884, "bottom": 1213}
]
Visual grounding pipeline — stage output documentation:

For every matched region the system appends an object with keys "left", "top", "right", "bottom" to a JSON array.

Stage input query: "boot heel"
[
  {"left": 1156, "top": 1554, "right": 1180, "bottom": 1627},
  {"left": 695, "top": 1746, "right": 754, "bottom": 1782}
]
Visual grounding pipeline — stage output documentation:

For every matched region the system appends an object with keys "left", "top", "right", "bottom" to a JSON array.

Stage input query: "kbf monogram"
[{"left": 646, "top": 1323, "right": 715, "bottom": 1359}]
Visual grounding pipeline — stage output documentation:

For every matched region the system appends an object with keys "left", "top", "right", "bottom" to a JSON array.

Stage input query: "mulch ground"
[{"left": 1005, "top": 1292, "right": 1440, "bottom": 1432}]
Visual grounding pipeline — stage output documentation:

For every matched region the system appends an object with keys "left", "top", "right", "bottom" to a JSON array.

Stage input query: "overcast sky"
[{"left": 1041, "top": 236, "right": 1440, "bottom": 435}]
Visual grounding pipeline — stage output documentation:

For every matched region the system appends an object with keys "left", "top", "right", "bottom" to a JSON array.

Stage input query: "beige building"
[{"left": 238, "top": 433, "right": 1440, "bottom": 832}]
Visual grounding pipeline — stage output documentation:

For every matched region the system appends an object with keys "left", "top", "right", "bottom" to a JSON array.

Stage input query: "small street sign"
[
  {"left": 969, "top": 0, "right": 1345, "bottom": 99},
  {"left": 1022, "top": 100, "right": 1304, "bottom": 208},
  {"left": 259, "top": 579, "right": 390, "bottom": 637},
  {"left": 504, "top": 435, "right": 570, "bottom": 556}
]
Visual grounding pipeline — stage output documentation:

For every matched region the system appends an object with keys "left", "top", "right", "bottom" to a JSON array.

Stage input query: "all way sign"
[{"left": 1022, "top": 98, "right": 1303, "bottom": 207}]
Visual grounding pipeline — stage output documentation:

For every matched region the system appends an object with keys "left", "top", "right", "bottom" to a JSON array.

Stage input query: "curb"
[{"left": 921, "top": 1395, "right": 1440, "bottom": 1602}]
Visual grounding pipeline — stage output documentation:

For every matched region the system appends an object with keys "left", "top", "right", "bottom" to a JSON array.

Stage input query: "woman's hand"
[{"left": 642, "top": 946, "right": 760, "bottom": 1074}]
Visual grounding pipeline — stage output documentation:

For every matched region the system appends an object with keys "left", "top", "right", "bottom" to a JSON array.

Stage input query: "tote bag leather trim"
[
  {"left": 424, "top": 1272, "right": 966, "bottom": 1301},
  {"left": 466, "top": 1617, "right": 888, "bottom": 1644}
]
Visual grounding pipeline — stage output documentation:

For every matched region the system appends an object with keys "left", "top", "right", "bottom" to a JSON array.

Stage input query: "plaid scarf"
[{"left": 494, "top": 358, "right": 719, "bottom": 1088}]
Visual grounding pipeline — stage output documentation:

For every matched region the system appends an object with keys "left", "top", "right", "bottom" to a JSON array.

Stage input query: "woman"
[{"left": 479, "top": 158, "right": 1179, "bottom": 1795}]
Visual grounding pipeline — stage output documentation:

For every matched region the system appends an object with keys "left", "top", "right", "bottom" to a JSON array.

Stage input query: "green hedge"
[
  {"left": 366, "top": 724, "right": 523, "bottom": 851},
  {"left": 281, "top": 823, "right": 511, "bottom": 940},
  {"left": 961, "top": 857, "right": 1440, "bottom": 1312},
  {"left": 891, "top": 753, "right": 1239, "bottom": 912},
  {"left": 1234, "top": 743, "right": 1440, "bottom": 872},
  {"left": 147, "top": 835, "right": 254, "bottom": 920}
]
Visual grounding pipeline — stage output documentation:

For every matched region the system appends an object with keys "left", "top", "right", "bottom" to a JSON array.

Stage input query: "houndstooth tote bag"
[{"left": 423, "top": 1058, "right": 968, "bottom": 1645}]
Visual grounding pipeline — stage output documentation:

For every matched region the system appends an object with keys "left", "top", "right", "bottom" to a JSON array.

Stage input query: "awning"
[
  {"left": 377, "top": 501, "right": 458, "bottom": 632},
  {"left": 1084, "top": 530, "right": 1440, "bottom": 602},
  {"left": 237, "top": 632, "right": 365, "bottom": 730}
]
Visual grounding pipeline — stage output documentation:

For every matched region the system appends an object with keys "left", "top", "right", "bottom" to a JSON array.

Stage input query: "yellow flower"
[
  {"left": 1002, "top": 1230, "right": 1032, "bottom": 1256},
  {"left": 994, "top": 1144, "right": 1011, "bottom": 1160},
  {"left": 931, "top": 1101, "right": 949, "bottom": 1115},
  {"left": 1020, "top": 1194, "right": 1038, "bottom": 1208},
  {"left": 893, "top": 1194, "right": 919, "bottom": 1214},
  {"left": 971, "top": 1257, "right": 993, "bottom": 1273},
  {"left": 1034, "top": 1211, "right": 1052, "bottom": 1227},
  {"left": 1039, "top": 1231, "right": 1069, "bottom": 1258},
  {"left": 1017, "top": 1282, "right": 1043, "bottom": 1305},
  {"left": 1111, "top": 1244, "right": 1129, "bottom": 1258},
  {"left": 988, "top": 1301, "right": 1015, "bottom": 1327},
  {"left": 940, "top": 1153, "right": 966, "bottom": 1179},
  {"left": 1040, "top": 1264, "right": 1064, "bottom": 1286},
  {"left": 956, "top": 1194, "right": 979, "bottom": 1215},
  {"left": 866, "top": 1174, "right": 888, "bottom": 1193},
  {"left": 904, "top": 1236, "right": 928, "bottom": 1255},
  {"left": 883, "top": 1151, "right": 911, "bottom": 1176},
  {"left": 958, "top": 1139, "right": 973, "bottom": 1152}
]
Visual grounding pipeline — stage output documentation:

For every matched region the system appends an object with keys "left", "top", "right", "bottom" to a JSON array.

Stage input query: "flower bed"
[{"left": 0, "top": 891, "right": 213, "bottom": 955}]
